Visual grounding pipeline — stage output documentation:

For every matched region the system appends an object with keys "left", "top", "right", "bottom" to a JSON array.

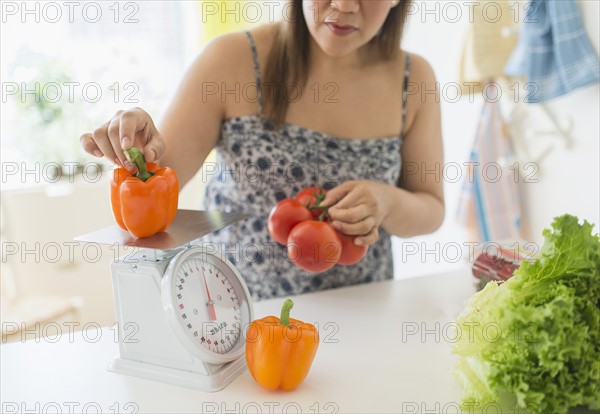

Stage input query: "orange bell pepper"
[
  {"left": 110, "top": 147, "right": 179, "bottom": 238},
  {"left": 245, "top": 299, "right": 319, "bottom": 391}
]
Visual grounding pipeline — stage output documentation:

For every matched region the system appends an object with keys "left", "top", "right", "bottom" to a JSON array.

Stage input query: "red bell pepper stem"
[
  {"left": 124, "top": 147, "right": 153, "bottom": 181},
  {"left": 280, "top": 299, "right": 294, "bottom": 327}
]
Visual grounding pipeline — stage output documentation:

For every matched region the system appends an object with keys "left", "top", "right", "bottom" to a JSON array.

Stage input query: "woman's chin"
[
  {"left": 311, "top": 29, "right": 374, "bottom": 59},
  {"left": 316, "top": 41, "right": 360, "bottom": 59}
]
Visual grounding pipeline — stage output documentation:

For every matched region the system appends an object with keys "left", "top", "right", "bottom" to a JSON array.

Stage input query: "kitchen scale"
[{"left": 75, "top": 210, "right": 254, "bottom": 392}]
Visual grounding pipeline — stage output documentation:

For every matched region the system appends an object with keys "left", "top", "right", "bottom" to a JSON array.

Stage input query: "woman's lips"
[{"left": 325, "top": 22, "right": 357, "bottom": 36}]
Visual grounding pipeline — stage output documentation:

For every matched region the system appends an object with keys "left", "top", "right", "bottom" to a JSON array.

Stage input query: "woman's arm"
[
  {"left": 322, "top": 54, "right": 445, "bottom": 244},
  {"left": 159, "top": 33, "right": 251, "bottom": 188},
  {"left": 382, "top": 53, "right": 445, "bottom": 236}
]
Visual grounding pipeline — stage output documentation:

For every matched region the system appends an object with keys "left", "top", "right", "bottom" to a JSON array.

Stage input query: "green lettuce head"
[{"left": 453, "top": 214, "right": 600, "bottom": 413}]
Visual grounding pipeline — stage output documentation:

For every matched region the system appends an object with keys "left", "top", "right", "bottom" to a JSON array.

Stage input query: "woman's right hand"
[{"left": 80, "top": 107, "right": 166, "bottom": 170}]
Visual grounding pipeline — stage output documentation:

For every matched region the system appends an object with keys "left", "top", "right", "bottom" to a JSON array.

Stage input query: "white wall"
[{"left": 394, "top": 0, "right": 599, "bottom": 279}]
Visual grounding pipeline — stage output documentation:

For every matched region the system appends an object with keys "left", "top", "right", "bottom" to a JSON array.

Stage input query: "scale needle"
[{"left": 202, "top": 272, "right": 217, "bottom": 321}]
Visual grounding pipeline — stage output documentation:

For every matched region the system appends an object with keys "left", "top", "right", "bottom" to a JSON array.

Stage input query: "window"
[{"left": 1, "top": 1, "right": 194, "bottom": 187}]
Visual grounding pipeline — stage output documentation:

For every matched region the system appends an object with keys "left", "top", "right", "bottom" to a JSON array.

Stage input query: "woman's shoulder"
[
  {"left": 188, "top": 23, "right": 277, "bottom": 84},
  {"left": 243, "top": 23, "right": 279, "bottom": 71},
  {"left": 202, "top": 24, "right": 277, "bottom": 70},
  {"left": 401, "top": 52, "right": 438, "bottom": 102},
  {"left": 246, "top": 23, "right": 279, "bottom": 47},
  {"left": 400, "top": 51, "right": 437, "bottom": 85},
  {"left": 397, "top": 51, "right": 438, "bottom": 134}
]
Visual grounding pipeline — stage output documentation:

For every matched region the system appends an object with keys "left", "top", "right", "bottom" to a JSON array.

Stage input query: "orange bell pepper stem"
[
  {"left": 124, "top": 147, "right": 152, "bottom": 181},
  {"left": 246, "top": 299, "right": 319, "bottom": 391},
  {"left": 279, "top": 298, "right": 294, "bottom": 326}
]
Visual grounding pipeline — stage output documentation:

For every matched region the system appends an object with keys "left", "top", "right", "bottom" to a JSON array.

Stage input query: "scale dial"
[{"left": 162, "top": 246, "right": 253, "bottom": 365}]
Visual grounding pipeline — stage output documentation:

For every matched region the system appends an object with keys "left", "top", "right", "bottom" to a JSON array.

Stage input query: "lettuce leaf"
[{"left": 453, "top": 215, "right": 600, "bottom": 413}]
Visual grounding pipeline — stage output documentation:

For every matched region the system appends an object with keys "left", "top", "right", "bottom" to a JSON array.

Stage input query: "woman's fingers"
[
  {"left": 91, "top": 123, "right": 121, "bottom": 166},
  {"left": 143, "top": 139, "right": 164, "bottom": 163},
  {"left": 311, "top": 180, "right": 385, "bottom": 245},
  {"left": 119, "top": 108, "right": 148, "bottom": 149},
  {"left": 331, "top": 215, "right": 375, "bottom": 236},
  {"left": 119, "top": 108, "right": 164, "bottom": 162},
  {"left": 320, "top": 181, "right": 356, "bottom": 208},
  {"left": 108, "top": 116, "right": 127, "bottom": 165},
  {"left": 80, "top": 108, "right": 163, "bottom": 168},
  {"left": 355, "top": 227, "right": 379, "bottom": 246},
  {"left": 79, "top": 133, "right": 103, "bottom": 158},
  {"left": 328, "top": 203, "right": 370, "bottom": 224}
]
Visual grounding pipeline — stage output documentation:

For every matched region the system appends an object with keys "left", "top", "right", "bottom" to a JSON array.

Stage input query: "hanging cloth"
[
  {"left": 505, "top": 0, "right": 600, "bottom": 102},
  {"left": 457, "top": 93, "right": 523, "bottom": 242}
]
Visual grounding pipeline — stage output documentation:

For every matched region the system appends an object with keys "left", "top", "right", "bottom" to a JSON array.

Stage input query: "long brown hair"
[{"left": 263, "top": 0, "right": 413, "bottom": 125}]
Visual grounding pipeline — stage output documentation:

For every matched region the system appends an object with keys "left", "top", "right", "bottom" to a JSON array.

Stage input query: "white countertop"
[{"left": 1, "top": 268, "right": 477, "bottom": 414}]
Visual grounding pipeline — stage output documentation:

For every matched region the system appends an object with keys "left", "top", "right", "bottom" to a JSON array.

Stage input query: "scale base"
[{"left": 107, "top": 356, "right": 247, "bottom": 392}]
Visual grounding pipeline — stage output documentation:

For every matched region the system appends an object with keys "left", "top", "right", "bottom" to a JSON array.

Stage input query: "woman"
[{"left": 80, "top": 0, "right": 444, "bottom": 300}]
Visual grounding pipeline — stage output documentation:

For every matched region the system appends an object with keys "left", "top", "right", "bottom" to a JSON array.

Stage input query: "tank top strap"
[
  {"left": 401, "top": 52, "right": 411, "bottom": 137},
  {"left": 244, "top": 31, "right": 263, "bottom": 114}
]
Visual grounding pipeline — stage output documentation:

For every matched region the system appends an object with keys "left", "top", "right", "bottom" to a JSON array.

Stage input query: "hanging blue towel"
[{"left": 505, "top": 0, "right": 600, "bottom": 103}]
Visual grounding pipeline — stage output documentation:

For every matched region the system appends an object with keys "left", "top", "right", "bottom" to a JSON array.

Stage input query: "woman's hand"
[
  {"left": 79, "top": 107, "right": 165, "bottom": 170},
  {"left": 320, "top": 180, "right": 393, "bottom": 246}
]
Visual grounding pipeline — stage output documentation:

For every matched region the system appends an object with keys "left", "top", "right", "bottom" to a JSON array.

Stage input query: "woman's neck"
[{"left": 307, "top": 36, "right": 378, "bottom": 74}]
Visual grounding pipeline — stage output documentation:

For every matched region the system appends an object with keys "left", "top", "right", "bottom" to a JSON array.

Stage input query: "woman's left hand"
[{"left": 320, "top": 180, "right": 392, "bottom": 246}]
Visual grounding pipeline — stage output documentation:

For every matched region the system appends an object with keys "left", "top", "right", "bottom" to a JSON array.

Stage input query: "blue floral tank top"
[{"left": 201, "top": 32, "right": 411, "bottom": 301}]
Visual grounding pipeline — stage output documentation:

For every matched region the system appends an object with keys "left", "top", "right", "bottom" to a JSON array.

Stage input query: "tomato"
[
  {"left": 336, "top": 231, "right": 368, "bottom": 266},
  {"left": 287, "top": 221, "right": 341, "bottom": 273},
  {"left": 268, "top": 199, "right": 313, "bottom": 245},
  {"left": 296, "top": 187, "right": 327, "bottom": 220}
]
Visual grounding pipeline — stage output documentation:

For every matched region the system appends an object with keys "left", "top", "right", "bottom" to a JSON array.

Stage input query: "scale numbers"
[{"left": 174, "top": 258, "right": 242, "bottom": 354}]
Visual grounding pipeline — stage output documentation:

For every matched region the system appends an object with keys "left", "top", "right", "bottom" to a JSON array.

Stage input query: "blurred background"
[{"left": 1, "top": 1, "right": 598, "bottom": 341}]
